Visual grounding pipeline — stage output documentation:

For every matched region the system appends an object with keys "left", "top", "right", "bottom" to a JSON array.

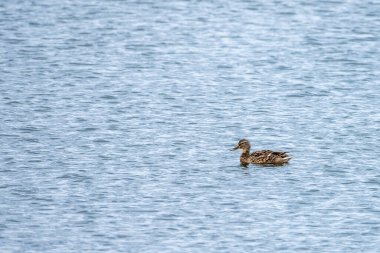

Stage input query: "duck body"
[{"left": 233, "top": 139, "right": 291, "bottom": 166}]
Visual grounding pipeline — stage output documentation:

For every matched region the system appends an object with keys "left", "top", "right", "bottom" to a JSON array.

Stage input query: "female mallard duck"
[{"left": 232, "top": 139, "right": 291, "bottom": 166}]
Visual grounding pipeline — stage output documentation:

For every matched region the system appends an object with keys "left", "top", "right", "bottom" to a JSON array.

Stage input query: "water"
[{"left": 1, "top": 0, "right": 380, "bottom": 252}]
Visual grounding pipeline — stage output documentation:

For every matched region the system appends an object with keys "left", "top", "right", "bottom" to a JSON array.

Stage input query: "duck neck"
[{"left": 241, "top": 148, "right": 251, "bottom": 157}]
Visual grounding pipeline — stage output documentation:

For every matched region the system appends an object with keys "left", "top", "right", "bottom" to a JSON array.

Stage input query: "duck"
[{"left": 232, "top": 139, "right": 291, "bottom": 166}]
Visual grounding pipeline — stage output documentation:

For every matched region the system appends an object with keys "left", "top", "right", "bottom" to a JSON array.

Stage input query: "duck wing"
[{"left": 251, "top": 150, "right": 291, "bottom": 164}]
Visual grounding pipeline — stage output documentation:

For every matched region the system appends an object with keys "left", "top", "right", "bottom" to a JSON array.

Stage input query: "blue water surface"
[{"left": 1, "top": 0, "right": 380, "bottom": 252}]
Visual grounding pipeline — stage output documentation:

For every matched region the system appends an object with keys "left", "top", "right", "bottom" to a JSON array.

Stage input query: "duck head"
[{"left": 231, "top": 139, "right": 251, "bottom": 152}]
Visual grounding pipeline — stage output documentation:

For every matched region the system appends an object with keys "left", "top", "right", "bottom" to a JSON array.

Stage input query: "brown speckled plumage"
[{"left": 232, "top": 139, "right": 291, "bottom": 166}]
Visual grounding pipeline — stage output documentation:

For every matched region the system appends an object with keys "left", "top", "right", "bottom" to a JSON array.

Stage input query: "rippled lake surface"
[{"left": 1, "top": 0, "right": 380, "bottom": 252}]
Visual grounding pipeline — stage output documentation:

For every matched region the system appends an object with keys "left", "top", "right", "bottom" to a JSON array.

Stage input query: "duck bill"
[{"left": 231, "top": 145, "right": 239, "bottom": 151}]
